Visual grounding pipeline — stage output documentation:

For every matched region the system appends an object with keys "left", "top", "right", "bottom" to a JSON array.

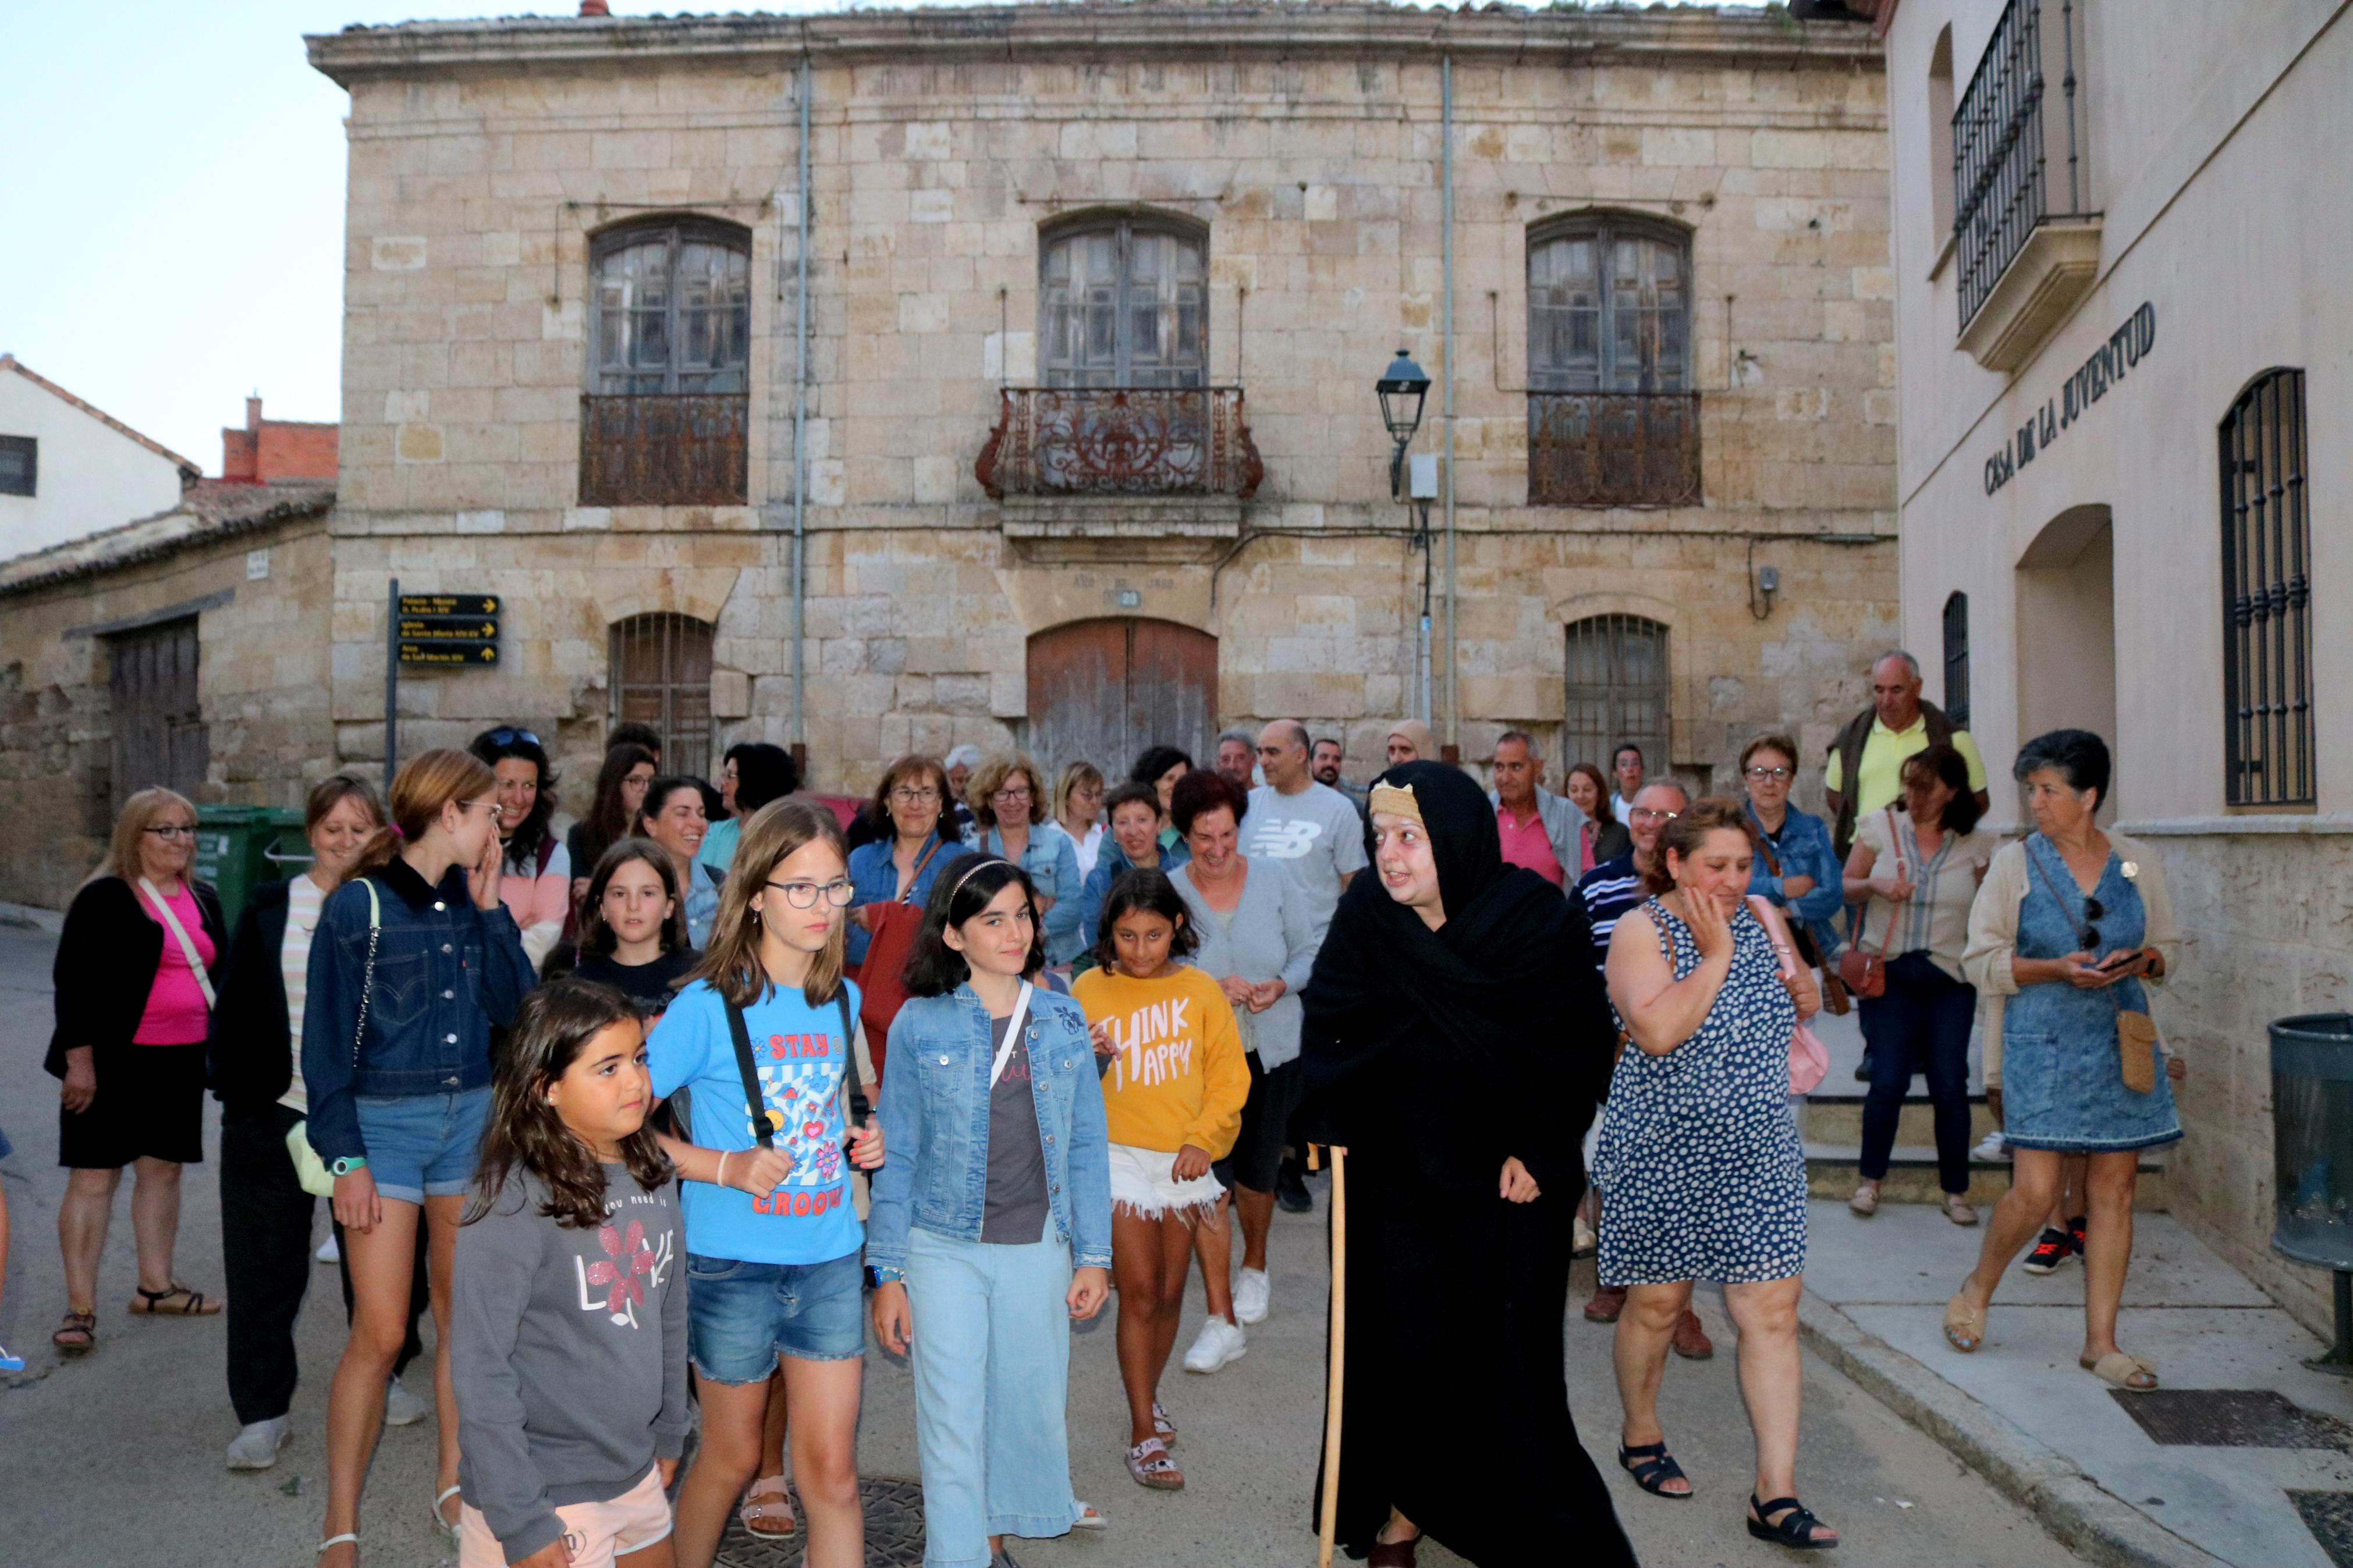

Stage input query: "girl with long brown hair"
[
  {"left": 450, "top": 980, "right": 687, "bottom": 1568},
  {"left": 303, "top": 748, "right": 537, "bottom": 1567},
  {"left": 644, "top": 798, "right": 885, "bottom": 1568}
]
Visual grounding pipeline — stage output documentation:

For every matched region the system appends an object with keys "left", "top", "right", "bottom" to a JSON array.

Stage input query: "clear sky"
[{"left": 0, "top": 0, "right": 1678, "bottom": 475}]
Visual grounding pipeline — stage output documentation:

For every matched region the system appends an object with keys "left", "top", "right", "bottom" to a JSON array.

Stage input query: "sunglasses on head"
[{"left": 485, "top": 727, "right": 540, "bottom": 748}]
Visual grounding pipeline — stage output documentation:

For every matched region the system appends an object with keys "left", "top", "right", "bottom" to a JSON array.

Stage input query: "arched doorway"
[
  {"left": 2015, "top": 504, "right": 2117, "bottom": 816},
  {"left": 1026, "top": 618, "right": 1218, "bottom": 782}
]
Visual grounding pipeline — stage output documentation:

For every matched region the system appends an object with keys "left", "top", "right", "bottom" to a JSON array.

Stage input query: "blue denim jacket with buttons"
[
  {"left": 865, "top": 983, "right": 1112, "bottom": 1281},
  {"left": 300, "top": 858, "right": 535, "bottom": 1164}
]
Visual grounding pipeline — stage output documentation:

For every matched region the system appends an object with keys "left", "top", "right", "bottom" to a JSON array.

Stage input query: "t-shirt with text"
[
  {"left": 981, "top": 1012, "right": 1051, "bottom": 1243},
  {"left": 1242, "top": 781, "right": 1367, "bottom": 938},
  {"left": 647, "top": 976, "right": 863, "bottom": 1266}
]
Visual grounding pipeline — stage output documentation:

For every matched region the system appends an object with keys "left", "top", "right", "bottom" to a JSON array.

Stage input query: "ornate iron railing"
[
  {"left": 1953, "top": 0, "right": 2087, "bottom": 329},
  {"left": 1527, "top": 392, "right": 1701, "bottom": 507},
  {"left": 976, "top": 387, "right": 1263, "bottom": 500},
  {"left": 579, "top": 393, "right": 748, "bottom": 506}
]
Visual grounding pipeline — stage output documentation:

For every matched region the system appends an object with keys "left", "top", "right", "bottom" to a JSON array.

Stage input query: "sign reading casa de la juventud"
[
  {"left": 397, "top": 593, "right": 501, "bottom": 667},
  {"left": 1983, "top": 302, "right": 2158, "bottom": 496}
]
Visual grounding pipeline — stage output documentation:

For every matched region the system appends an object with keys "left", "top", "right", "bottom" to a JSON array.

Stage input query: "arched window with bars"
[
  {"left": 1942, "top": 591, "right": 1971, "bottom": 730},
  {"left": 2219, "top": 368, "right": 2314, "bottom": 807},
  {"left": 609, "top": 613, "right": 715, "bottom": 780},
  {"left": 1563, "top": 614, "right": 1671, "bottom": 784}
]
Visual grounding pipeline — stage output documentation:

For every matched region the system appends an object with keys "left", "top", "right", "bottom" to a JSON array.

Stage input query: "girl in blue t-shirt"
[{"left": 647, "top": 798, "right": 885, "bottom": 1568}]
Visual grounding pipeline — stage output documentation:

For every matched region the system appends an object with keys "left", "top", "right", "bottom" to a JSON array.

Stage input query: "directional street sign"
[
  {"left": 398, "top": 642, "right": 500, "bottom": 667},
  {"left": 399, "top": 594, "right": 500, "bottom": 617},
  {"left": 396, "top": 592, "right": 501, "bottom": 667},
  {"left": 397, "top": 614, "right": 499, "bottom": 641}
]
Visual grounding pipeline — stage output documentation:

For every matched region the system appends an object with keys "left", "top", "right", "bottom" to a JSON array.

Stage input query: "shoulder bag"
[
  {"left": 2025, "top": 839, "right": 2159, "bottom": 1094},
  {"left": 290, "top": 879, "right": 381, "bottom": 1197},
  {"left": 854, "top": 835, "right": 948, "bottom": 1081},
  {"left": 137, "top": 876, "right": 217, "bottom": 1011},
  {"left": 1749, "top": 895, "right": 1830, "bottom": 1095},
  {"left": 1835, "top": 808, "right": 1904, "bottom": 1001}
]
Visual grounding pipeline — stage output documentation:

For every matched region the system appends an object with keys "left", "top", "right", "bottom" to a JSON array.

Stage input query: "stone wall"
[{"left": 2130, "top": 824, "right": 2353, "bottom": 1338}]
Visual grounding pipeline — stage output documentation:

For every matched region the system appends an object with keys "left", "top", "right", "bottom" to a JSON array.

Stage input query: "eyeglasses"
[
  {"left": 990, "top": 786, "right": 1033, "bottom": 803},
  {"left": 144, "top": 824, "right": 197, "bottom": 841},
  {"left": 1630, "top": 808, "right": 1680, "bottom": 824},
  {"left": 889, "top": 787, "right": 941, "bottom": 805},
  {"left": 764, "top": 878, "right": 855, "bottom": 908},
  {"left": 484, "top": 727, "right": 540, "bottom": 748},
  {"left": 1744, "top": 766, "right": 1793, "bottom": 781}
]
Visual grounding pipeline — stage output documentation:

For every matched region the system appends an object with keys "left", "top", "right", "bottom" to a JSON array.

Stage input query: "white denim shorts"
[{"left": 1107, "top": 1140, "right": 1226, "bottom": 1219}]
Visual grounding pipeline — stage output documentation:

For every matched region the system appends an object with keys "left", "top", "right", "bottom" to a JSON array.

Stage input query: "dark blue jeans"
[{"left": 1858, "top": 951, "right": 1976, "bottom": 1194}]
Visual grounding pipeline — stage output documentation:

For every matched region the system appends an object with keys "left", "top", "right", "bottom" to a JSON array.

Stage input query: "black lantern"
[{"left": 1376, "top": 348, "right": 1431, "bottom": 499}]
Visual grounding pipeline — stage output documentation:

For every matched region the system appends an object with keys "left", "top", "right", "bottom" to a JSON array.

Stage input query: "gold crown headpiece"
[{"left": 1366, "top": 780, "right": 1424, "bottom": 827}]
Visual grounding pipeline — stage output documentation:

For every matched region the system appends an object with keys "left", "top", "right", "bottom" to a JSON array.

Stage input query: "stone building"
[
  {"left": 0, "top": 1, "right": 1897, "bottom": 903},
  {"left": 1875, "top": 0, "right": 2352, "bottom": 1334}
]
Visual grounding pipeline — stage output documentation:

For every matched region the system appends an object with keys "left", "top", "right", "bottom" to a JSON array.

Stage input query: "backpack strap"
[{"left": 723, "top": 997, "right": 774, "bottom": 1148}]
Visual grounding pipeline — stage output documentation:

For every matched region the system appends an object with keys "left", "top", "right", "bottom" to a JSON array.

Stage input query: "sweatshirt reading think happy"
[{"left": 1070, "top": 964, "right": 1248, "bottom": 1160}]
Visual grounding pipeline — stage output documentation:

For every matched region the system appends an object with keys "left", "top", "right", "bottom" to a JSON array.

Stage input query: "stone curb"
[
  {"left": 0, "top": 901, "right": 61, "bottom": 934},
  {"left": 1795, "top": 1290, "right": 2233, "bottom": 1568}
]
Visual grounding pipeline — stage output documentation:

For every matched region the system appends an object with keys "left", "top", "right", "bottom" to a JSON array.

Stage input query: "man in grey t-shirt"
[{"left": 1244, "top": 719, "right": 1367, "bottom": 943}]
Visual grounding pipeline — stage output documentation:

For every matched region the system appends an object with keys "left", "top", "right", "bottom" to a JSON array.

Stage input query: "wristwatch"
[
  {"left": 864, "top": 1265, "right": 899, "bottom": 1290},
  {"left": 329, "top": 1155, "right": 368, "bottom": 1179}
]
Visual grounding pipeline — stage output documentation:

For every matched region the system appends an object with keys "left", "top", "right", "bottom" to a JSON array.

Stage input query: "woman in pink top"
[
  {"left": 469, "top": 727, "right": 570, "bottom": 969},
  {"left": 47, "top": 787, "right": 232, "bottom": 1353}
]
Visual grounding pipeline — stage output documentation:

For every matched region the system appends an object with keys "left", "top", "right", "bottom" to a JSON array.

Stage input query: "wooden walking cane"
[{"left": 1316, "top": 1143, "right": 1348, "bottom": 1568}]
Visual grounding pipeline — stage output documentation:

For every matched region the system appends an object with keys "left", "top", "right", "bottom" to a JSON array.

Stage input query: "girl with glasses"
[
  {"left": 644, "top": 799, "right": 886, "bottom": 1568},
  {"left": 701, "top": 742, "right": 801, "bottom": 879},
  {"left": 846, "top": 754, "right": 954, "bottom": 969},
  {"left": 48, "top": 786, "right": 231, "bottom": 1357}
]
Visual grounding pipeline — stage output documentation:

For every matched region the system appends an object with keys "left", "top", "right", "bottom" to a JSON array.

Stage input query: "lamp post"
[{"left": 1376, "top": 349, "right": 1430, "bottom": 499}]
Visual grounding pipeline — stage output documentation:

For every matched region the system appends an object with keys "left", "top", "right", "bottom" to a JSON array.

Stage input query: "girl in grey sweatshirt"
[{"left": 450, "top": 982, "right": 688, "bottom": 1568}]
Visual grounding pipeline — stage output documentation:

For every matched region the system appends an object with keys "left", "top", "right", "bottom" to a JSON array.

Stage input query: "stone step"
[
  {"left": 1801, "top": 1093, "right": 2000, "bottom": 1146},
  {"left": 1802, "top": 1141, "right": 2170, "bottom": 1210}
]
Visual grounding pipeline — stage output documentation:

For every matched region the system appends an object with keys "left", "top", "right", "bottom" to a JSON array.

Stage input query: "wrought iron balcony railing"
[
  {"left": 1953, "top": 0, "right": 2088, "bottom": 330},
  {"left": 976, "top": 387, "right": 1264, "bottom": 501},
  {"left": 579, "top": 393, "right": 749, "bottom": 507},
  {"left": 1527, "top": 391, "right": 1702, "bottom": 508}
]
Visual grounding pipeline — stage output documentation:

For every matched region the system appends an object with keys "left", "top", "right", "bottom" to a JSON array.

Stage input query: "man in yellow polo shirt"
[{"left": 1824, "top": 650, "right": 1990, "bottom": 859}]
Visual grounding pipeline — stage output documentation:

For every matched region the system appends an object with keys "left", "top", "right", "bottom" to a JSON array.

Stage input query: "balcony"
[
  {"left": 975, "top": 387, "right": 1263, "bottom": 502},
  {"left": 1527, "top": 392, "right": 1702, "bottom": 508},
  {"left": 1951, "top": 0, "right": 2099, "bottom": 371},
  {"left": 579, "top": 393, "right": 748, "bottom": 507}
]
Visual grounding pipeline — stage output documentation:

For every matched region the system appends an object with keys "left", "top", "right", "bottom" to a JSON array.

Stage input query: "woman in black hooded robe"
[{"left": 1295, "top": 761, "right": 1637, "bottom": 1566}]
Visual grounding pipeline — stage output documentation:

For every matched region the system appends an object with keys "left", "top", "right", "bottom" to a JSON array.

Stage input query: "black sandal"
[
  {"left": 1747, "top": 1494, "right": 1837, "bottom": 1550},
  {"left": 1617, "top": 1441, "right": 1692, "bottom": 1500}
]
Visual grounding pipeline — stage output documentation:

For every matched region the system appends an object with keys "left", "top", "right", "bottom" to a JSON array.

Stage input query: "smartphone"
[{"left": 2097, "top": 950, "right": 2139, "bottom": 971}]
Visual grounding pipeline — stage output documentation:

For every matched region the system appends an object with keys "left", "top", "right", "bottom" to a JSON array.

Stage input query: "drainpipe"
[
  {"left": 1441, "top": 54, "right": 1458, "bottom": 757},
  {"left": 790, "top": 51, "right": 811, "bottom": 763}
]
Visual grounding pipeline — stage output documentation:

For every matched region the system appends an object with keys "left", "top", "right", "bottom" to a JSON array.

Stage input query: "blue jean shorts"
[
  {"left": 686, "top": 1249, "right": 866, "bottom": 1382},
  {"left": 353, "top": 1087, "right": 491, "bottom": 1205}
]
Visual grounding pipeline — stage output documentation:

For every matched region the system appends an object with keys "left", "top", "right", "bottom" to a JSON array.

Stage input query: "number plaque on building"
[{"left": 397, "top": 594, "right": 501, "bottom": 666}]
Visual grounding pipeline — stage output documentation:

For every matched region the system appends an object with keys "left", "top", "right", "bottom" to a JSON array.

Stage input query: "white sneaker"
[
  {"left": 1181, "top": 1315, "right": 1247, "bottom": 1374},
  {"left": 316, "top": 1233, "right": 340, "bottom": 1265},
  {"left": 1233, "top": 1267, "right": 1270, "bottom": 1325},
  {"left": 226, "top": 1415, "right": 292, "bottom": 1470},
  {"left": 385, "top": 1376, "right": 429, "bottom": 1427},
  {"left": 1972, "top": 1129, "right": 2010, "bottom": 1162}
]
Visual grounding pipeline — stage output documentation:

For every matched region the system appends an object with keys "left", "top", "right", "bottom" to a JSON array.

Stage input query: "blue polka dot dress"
[{"left": 1593, "top": 897, "right": 1808, "bottom": 1286}]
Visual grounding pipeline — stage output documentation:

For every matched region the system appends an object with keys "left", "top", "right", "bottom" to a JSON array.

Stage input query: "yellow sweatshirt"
[{"left": 1071, "top": 963, "right": 1249, "bottom": 1160}]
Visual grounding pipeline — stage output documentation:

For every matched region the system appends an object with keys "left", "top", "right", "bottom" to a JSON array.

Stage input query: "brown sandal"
[
  {"left": 739, "top": 1475, "right": 797, "bottom": 1538},
  {"left": 53, "top": 1309, "right": 97, "bottom": 1354},
  {"left": 129, "top": 1283, "right": 222, "bottom": 1317}
]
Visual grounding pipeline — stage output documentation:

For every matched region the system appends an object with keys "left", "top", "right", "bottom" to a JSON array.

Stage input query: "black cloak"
[{"left": 1295, "top": 760, "right": 1636, "bottom": 1566}]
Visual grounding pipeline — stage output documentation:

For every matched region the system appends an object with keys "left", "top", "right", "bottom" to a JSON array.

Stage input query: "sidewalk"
[{"left": 1802, "top": 1196, "right": 2353, "bottom": 1567}]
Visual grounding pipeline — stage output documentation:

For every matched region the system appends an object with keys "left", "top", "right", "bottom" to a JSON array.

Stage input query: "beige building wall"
[
  {"left": 310, "top": 5, "right": 1897, "bottom": 813},
  {"left": 1882, "top": 0, "right": 2353, "bottom": 1331}
]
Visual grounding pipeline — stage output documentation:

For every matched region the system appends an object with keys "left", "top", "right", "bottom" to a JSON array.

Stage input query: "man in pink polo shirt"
[{"left": 1487, "top": 730, "right": 1582, "bottom": 888}]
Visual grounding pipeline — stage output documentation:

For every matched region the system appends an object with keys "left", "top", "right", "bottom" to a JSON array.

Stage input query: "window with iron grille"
[
  {"left": 1527, "top": 218, "right": 1699, "bottom": 507},
  {"left": 1951, "top": 0, "right": 2088, "bottom": 329},
  {"left": 1564, "top": 615, "right": 1671, "bottom": 782},
  {"left": 1038, "top": 219, "right": 1207, "bottom": 389},
  {"left": 1942, "top": 591, "right": 1972, "bottom": 730},
  {"left": 609, "top": 613, "right": 715, "bottom": 780},
  {"left": 2219, "top": 369, "right": 2314, "bottom": 808},
  {"left": 0, "top": 435, "right": 34, "bottom": 497},
  {"left": 581, "top": 218, "right": 751, "bottom": 506}
]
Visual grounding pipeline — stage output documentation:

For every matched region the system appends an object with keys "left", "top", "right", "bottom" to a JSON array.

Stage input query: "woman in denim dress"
[{"left": 1947, "top": 730, "right": 2185, "bottom": 1393}]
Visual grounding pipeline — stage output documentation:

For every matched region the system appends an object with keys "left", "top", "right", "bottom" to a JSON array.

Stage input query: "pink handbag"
[{"left": 1748, "top": 895, "right": 1830, "bottom": 1096}]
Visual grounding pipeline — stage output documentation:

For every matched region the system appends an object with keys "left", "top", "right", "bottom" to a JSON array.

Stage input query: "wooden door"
[
  {"left": 1025, "top": 618, "right": 1218, "bottom": 782},
  {"left": 109, "top": 617, "right": 207, "bottom": 810}
]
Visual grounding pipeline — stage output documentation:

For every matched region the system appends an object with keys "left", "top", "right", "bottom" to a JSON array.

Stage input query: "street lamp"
[{"left": 1376, "top": 348, "right": 1431, "bottom": 499}]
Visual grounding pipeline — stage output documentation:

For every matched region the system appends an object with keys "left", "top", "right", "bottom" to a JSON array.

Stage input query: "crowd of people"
[{"left": 24, "top": 652, "right": 2191, "bottom": 1567}]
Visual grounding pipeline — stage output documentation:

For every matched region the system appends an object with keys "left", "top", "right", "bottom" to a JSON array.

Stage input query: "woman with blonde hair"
[
  {"left": 1056, "top": 760, "right": 1108, "bottom": 880},
  {"left": 303, "top": 748, "right": 537, "bottom": 1567},
  {"left": 966, "top": 752, "right": 1084, "bottom": 967},
  {"left": 48, "top": 786, "right": 231, "bottom": 1356}
]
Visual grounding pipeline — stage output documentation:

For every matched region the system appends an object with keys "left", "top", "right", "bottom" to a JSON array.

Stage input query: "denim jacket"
[
  {"left": 864, "top": 983, "right": 1112, "bottom": 1281},
  {"left": 300, "top": 858, "right": 535, "bottom": 1164},
  {"left": 1742, "top": 802, "right": 1846, "bottom": 958}
]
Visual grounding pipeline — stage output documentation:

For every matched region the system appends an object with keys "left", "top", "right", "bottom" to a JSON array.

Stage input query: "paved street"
[{"left": 0, "top": 917, "right": 2079, "bottom": 1567}]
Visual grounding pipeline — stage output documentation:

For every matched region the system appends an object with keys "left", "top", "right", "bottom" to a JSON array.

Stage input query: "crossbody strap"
[
  {"left": 351, "top": 880, "right": 381, "bottom": 1068},
  {"left": 1867, "top": 807, "right": 1905, "bottom": 956},
  {"left": 898, "top": 837, "right": 947, "bottom": 904},
  {"left": 723, "top": 994, "right": 775, "bottom": 1148},
  {"left": 989, "top": 983, "right": 1035, "bottom": 1089},
  {"left": 139, "top": 877, "right": 216, "bottom": 1011},
  {"left": 2025, "top": 835, "right": 2101, "bottom": 951}
]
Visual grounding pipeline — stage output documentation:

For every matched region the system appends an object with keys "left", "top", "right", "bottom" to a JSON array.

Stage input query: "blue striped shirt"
[{"left": 1573, "top": 853, "right": 1646, "bottom": 972}]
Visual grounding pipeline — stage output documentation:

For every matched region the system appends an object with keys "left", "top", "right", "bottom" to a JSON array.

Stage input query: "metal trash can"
[
  {"left": 2270, "top": 1012, "right": 2353, "bottom": 1372},
  {"left": 192, "top": 805, "right": 312, "bottom": 929}
]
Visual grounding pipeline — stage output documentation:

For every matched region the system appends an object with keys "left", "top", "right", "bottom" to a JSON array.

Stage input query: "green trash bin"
[{"left": 193, "top": 805, "right": 312, "bottom": 929}]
